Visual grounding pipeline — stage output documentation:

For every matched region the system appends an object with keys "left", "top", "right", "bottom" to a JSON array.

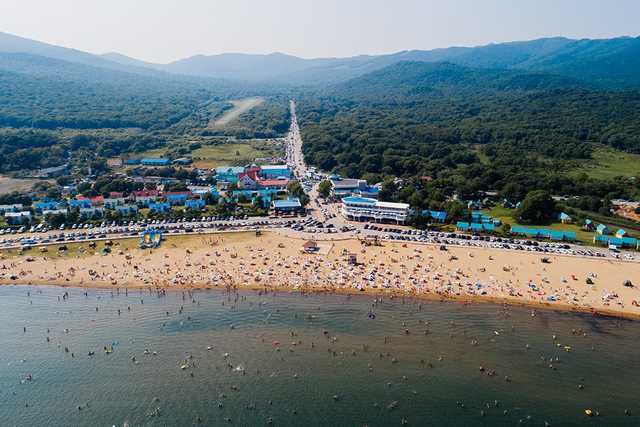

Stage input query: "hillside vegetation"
[{"left": 298, "top": 61, "right": 640, "bottom": 207}]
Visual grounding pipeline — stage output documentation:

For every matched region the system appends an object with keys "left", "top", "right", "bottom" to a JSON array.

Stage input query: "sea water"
[{"left": 1, "top": 285, "right": 639, "bottom": 426}]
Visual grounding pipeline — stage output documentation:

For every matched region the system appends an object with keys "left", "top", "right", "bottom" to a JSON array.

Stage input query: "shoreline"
[{"left": 2, "top": 231, "right": 639, "bottom": 320}]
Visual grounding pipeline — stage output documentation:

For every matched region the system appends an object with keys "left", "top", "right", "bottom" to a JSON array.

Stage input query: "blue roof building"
[
  {"left": 596, "top": 224, "right": 610, "bottom": 235},
  {"left": 166, "top": 194, "right": 188, "bottom": 205},
  {"left": 69, "top": 199, "right": 92, "bottom": 209},
  {"left": 33, "top": 201, "right": 62, "bottom": 212},
  {"left": 260, "top": 165, "right": 292, "bottom": 179},
  {"left": 271, "top": 198, "right": 302, "bottom": 212},
  {"left": 149, "top": 202, "right": 171, "bottom": 213},
  {"left": 185, "top": 199, "right": 206, "bottom": 210},
  {"left": 141, "top": 158, "right": 170, "bottom": 166},
  {"left": 215, "top": 166, "right": 245, "bottom": 183},
  {"left": 559, "top": 212, "right": 572, "bottom": 223}
]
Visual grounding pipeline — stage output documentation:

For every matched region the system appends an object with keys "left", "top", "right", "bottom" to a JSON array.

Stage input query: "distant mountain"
[
  {"left": 0, "top": 31, "right": 170, "bottom": 77},
  {"left": 1, "top": 31, "right": 640, "bottom": 88},
  {"left": 100, "top": 52, "right": 161, "bottom": 70}
]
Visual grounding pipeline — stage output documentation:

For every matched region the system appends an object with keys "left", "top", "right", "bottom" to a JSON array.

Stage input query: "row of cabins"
[{"left": 2, "top": 188, "right": 219, "bottom": 224}]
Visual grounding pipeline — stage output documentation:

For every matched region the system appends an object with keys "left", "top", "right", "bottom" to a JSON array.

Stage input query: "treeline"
[{"left": 0, "top": 128, "right": 164, "bottom": 173}]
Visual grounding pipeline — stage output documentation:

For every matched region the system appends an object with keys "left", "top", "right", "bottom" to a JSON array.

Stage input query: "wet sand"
[{"left": 1, "top": 231, "right": 639, "bottom": 319}]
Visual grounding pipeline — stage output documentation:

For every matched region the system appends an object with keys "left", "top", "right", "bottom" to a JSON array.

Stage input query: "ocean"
[{"left": 1, "top": 285, "right": 639, "bottom": 426}]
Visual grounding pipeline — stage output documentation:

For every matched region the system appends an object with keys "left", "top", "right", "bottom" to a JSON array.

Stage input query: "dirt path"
[{"left": 210, "top": 97, "right": 264, "bottom": 127}]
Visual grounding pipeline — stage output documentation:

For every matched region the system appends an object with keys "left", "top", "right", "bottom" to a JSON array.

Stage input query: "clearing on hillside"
[{"left": 210, "top": 97, "right": 264, "bottom": 128}]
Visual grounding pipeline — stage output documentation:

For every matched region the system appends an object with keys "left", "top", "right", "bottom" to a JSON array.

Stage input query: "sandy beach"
[{"left": 1, "top": 231, "right": 639, "bottom": 319}]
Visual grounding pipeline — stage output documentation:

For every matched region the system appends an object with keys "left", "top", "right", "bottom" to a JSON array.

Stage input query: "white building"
[{"left": 340, "top": 196, "right": 410, "bottom": 224}]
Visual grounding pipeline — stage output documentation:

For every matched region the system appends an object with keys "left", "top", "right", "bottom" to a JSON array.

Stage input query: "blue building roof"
[
  {"left": 272, "top": 198, "right": 302, "bottom": 209},
  {"left": 342, "top": 196, "right": 377, "bottom": 205}
]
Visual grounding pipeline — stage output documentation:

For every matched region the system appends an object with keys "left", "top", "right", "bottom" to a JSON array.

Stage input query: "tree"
[
  {"left": 287, "top": 180, "right": 310, "bottom": 206},
  {"left": 317, "top": 180, "right": 332, "bottom": 199},
  {"left": 515, "top": 190, "right": 556, "bottom": 225}
]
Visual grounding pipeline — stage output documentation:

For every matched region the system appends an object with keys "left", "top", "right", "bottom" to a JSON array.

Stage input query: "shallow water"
[{"left": 1, "top": 285, "right": 639, "bottom": 426}]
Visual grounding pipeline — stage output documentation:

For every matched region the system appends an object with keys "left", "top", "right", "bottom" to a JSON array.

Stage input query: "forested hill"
[
  {"left": 298, "top": 61, "right": 640, "bottom": 203},
  {"left": 335, "top": 61, "right": 589, "bottom": 100},
  {"left": 0, "top": 53, "right": 247, "bottom": 130}
]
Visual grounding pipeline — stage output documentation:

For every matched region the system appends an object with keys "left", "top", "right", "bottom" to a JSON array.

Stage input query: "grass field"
[
  {"left": 0, "top": 176, "right": 43, "bottom": 195},
  {"left": 210, "top": 97, "right": 264, "bottom": 128},
  {"left": 191, "top": 140, "right": 282, "bottom": 168},
  {"left": 570, "top": 147, "right": 640, "bottom": 180}
]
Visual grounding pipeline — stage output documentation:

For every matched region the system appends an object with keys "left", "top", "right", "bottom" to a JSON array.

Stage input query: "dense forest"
[
  {"left": 0, "top": 53, "right": 246, "bottom": 130},
  {"left": 298, "top": 62, "right": 640, "bottom": 207}
]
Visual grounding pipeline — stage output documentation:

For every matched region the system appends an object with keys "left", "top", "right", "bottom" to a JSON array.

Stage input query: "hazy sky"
[{"left": 1, "top": 0, "right": 638, "bottom": 63}]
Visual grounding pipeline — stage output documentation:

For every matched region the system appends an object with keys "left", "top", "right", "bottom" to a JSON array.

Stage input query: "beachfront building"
[
  {"left": 141, "top": 158, "right": 171, "bottom": 166},
  {"left": 594, "top": 234, "right": 639, "bottom": 250},
  {"left": 510, "top": 226, "right": 577, "bottom": 241},
  {"left": 260, "top": 165, "right": 292, "bottom": 179},
  {"left": 421, "top": 210, "right": 448, "bottom": 223},
  {"left": 340, "top": 196, "right": 411, "bottom": 224},
  {"left": 4, "top": 211, "right": 31, "bottom": 224},
  {"left": 457, "top": 221, "right": 495, "bottom": 233},
  {"left": 271, "top": 198, "right": 303, "bottom": 214}
]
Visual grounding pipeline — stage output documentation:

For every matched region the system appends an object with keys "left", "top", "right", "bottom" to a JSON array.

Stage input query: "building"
[
  {"left": 215, "top": 166, "right": 245, "bottom": 184},
  {"left": 165, "top": 192, "right": 190, "bottom": 205},
  {"left": 510, "top": 226, "right": 576, "bottom": 241},
  {"left": 141, "top": 158, "right": 171, "bottom": 167},
  {"left": 149, "top": 202, "right": 171, "bottom": 213},
  {"left": 4, "top": 211, "right": 31, "bottom": 224},
  {"left": 0, "top": 204, "right": 23, "bottom": 214},
  {"left": 615, "top": 229, "right": 628, "bottom": 238},
  {"left": 594, "top": 234, "right": 638, "bottom": 249},
  {"left": 172, "top": 157, "right": 193, "bottom": 165},
  {"left": 33, "top": 164, "right": 68, "bottom": 178},
  {"left": 260, "top": 165, "right": 292, "bottom": 179},
  {"left": 584, "top": 219, "right": 595, "bottom": 231},
  {"left": 340, "top": 197, "right": 411, "bottom": 224},
  {"left": 115, "top": 205, "right": 138, "bottom": 216},
  {"left": 331, "top": 177, "right": 378, "bottom": 198},
  {"left": 596, "top": 224, "right": 610, "bottom": 235},
  {"left": 103, "top": 198, "right": 127, "bottom": 209},
  {"left": 185, "top": 199, "right": 206, "bottom": 210},
  {"left": 559, "top": 212, "right": 573, "bottom": 224},
  {"left": 33, "top": 201, "right": 62, "bottom": 212},
  {"left": 69, "top": 199, "right": 92, "bottom": 209},
  {"left": 79, "top": 207, "right": 105, "bottom": 219},
  {"left": 271, "top": 198, "right": 303, "bottom": 213},
  {"left": 421, "top": 210, "right": 448, "bottom": 223},
  {"left": 42, "top": 208, "right": 68, "bottom": 217},
  {"left": 457, "top": 221, "right": 495, "bottom": 233}
]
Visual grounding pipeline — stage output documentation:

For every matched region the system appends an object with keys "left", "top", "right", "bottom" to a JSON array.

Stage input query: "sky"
[{"left": 1, "top": 0, "right": 638, "bottom": 63}]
